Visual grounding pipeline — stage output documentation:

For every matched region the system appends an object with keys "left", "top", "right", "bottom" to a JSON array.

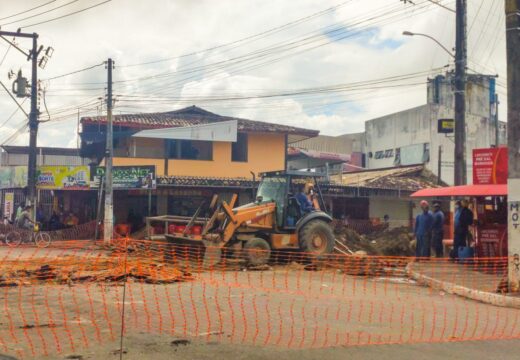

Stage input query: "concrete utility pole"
[
  {"left": 506, "top": 0, "right": 520, "bottom": 292},
  {"left": 454, "top": 0, "right": 467, "bottom": 185},
  {"left": 0, "top": 30, "right": 41, "bottom": 208},
  {"left": 103, "top": 58, "right": 114, "bottom": 244}
]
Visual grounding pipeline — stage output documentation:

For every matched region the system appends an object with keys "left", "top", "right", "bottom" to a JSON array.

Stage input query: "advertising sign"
[
  {"left": 3, "top": 192, "right": 14, "bottom": 221},
  {"left": 437, "top": 118, "right": 454, "bottom": 134},
  {"left": 36, "top": 166, "right": 90, "bottom": 190},
  {"left": 0, "top": 166, "right": 28, "bottom": 188},
  {"left": 472, "top": 147, "right": 508, "bottom": 185},
  {"left": 477, "top": 226, "right": 507, "bottom": 257},
  {"left": 92, "top": 165, "right": 156, "bottom": 189}
]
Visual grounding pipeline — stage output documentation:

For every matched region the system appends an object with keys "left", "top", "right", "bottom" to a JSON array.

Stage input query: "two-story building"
[{"left": 80, "top": 105, "right": 318, "bottom": 223}]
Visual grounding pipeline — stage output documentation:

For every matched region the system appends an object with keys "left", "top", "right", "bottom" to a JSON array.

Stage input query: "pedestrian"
[
  {"left": 452, "top": 199, "right": 474, "bottom": 260},
  {"left": 16, "top": 205, "right": 35, "bottom": 231},
  {"left": 431, "top": 201, "right": 445, "bottom": 258},
  {"left": 414, "top": 200, "right": 434, "bottom": 259}
]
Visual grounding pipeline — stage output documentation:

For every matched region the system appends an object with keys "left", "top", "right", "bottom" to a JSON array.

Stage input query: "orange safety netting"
[{"left": 0, "top": 239, "right": 518, "bottom": 359}]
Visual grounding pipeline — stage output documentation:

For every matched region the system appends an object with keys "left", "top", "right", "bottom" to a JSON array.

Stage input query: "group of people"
[{"left": 414, "top": 199, "right": 474, "bottom": 259}]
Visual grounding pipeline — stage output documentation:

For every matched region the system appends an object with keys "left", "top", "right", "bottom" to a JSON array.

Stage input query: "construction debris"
[
  {"left": 0, "top": 254, "right": 192, "bottom": 287},
  {"left": 333, "top": 222, "right": 414, "bottom": 257}
]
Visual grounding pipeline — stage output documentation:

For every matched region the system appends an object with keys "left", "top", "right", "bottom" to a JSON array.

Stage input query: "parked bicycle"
[{"left": 4, "top": 223, "right": 51, "bottom": 248}]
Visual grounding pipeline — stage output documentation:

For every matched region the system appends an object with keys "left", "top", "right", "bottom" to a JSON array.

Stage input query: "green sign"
[{"left": 92, "top": 165, "right": 156, "bottom": 189}]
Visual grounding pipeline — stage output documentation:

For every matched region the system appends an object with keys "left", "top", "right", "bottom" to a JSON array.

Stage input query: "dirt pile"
[
  {"left": 333, "top": 222, "right": 414, "bottom": 257},
  {"left": 0, "top": 255, "right": 192, "bottom": 287}
]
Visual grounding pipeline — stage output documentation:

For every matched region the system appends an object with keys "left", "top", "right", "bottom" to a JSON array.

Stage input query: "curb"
[{"left": 406, "top": 263, "right": 520, "bottom": 309}]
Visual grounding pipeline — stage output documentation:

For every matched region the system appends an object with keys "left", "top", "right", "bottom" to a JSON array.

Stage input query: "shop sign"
[
  {"left": 3, "top": 192, "right": 14, "bottom": 220},
  {"left": 478, "top": 226, "right": 507, "bottom": 257},
  {"left": 473, "top": 147, "right": 508, "bottom": 185},
  {"left": 36, "top": 166, "right": 90, "bottom": 190},
  {"left": 0, "top": 166, "right": 28, "bottom": 188},
  {"left": 437, "top": 118, "right": 454, "bottom": 134},
  {"left": 92, "top": 165, "right": 156, "bottom": 189}
]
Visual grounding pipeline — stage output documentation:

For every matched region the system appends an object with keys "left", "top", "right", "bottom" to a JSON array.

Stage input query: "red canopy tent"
[{"left": 411, "top": 184, "right": 507, "bottom": 198}]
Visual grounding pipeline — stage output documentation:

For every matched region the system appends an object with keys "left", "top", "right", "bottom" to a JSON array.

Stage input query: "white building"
[{"left": 364, "top": 73, "right": 506, "bottom": 185}]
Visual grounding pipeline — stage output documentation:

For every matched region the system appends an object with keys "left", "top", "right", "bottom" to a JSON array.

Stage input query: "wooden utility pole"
[
  {"left": 506, "top": 0, "right": 520, "bottom": 292},
  {"left": 103, "top": 58, "right": 114, "bottom": 244},
  {"left": 454, "top": 0, "right": 467, "bottom": 185}
]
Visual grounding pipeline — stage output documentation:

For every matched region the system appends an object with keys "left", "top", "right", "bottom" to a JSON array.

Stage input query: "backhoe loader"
[{"left": 163, "top": 170, "right": 335, "bottom": 265}]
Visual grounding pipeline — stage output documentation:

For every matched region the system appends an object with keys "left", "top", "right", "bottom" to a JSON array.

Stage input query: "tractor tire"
[
  {"left": 244, "top": 237, "right": 271, "bottom": 266},
  {"left": 299, "top": 220, "right": 335, "bottom": 256}
]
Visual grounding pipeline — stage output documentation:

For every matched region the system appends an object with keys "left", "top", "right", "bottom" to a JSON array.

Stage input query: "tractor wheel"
[
  {"left": 299, "top": 220, "right": 335, "bottom": 256},
  {"left": 244, "top": 237, "right": 271, "bottom": 266}
]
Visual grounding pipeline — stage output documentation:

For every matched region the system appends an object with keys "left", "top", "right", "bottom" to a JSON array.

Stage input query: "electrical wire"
[
  {"left": 0, "top": 0, "right": 82, "bottom": 26},
  {"left": 42, "top": 61, "right": 105, "bottom": 81},
  {"left": 119, "top": 0, "right": 354, "bottom": 68},
  {"left": 18, "top": 0, "right": 112, "bottom": 29},
  {"left": 0, "top": 0, "right": 57, "bottom": 21}
]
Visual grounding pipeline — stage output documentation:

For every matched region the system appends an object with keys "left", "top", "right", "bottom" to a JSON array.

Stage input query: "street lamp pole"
[{"left": 403, "top": 23, "right": 467, "bottom": 186}]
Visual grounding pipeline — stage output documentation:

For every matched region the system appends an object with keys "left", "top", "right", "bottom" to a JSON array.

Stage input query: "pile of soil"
[
  {"left": 333, "top": 222, "right": 414, "bottom": 257},
  {"left": 0, "top": 254, "right": 192, "bottom": 287}
]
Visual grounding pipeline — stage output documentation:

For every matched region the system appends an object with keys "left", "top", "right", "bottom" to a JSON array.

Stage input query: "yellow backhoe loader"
[{"left": 162, "top": 170, "right": 335, "bottom": 265}]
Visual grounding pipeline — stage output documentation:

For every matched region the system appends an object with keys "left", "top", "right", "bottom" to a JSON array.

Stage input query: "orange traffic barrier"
[{"left": 0, "top": 239, "right": 518, "bottom": 359}]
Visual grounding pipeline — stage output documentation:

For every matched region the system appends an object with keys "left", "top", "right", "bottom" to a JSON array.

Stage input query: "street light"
[
  {"left": 403, "top": 29, "right": 466, "bottom": 186},
  {"left": 402, "top": 31, "right": 454, "bottom": 58}
]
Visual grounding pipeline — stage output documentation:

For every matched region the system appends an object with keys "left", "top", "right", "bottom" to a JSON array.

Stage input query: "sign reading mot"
[
  {"left": 472, "top": 147, "right": 508, "bottom": 185},
  {"left": 92, "top": 165, "right": 156, "bottom": 189}
]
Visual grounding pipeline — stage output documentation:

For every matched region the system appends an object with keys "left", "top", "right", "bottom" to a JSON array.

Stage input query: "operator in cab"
[{"left": 296, "top": 184, "right": 314, "bottom": 213}]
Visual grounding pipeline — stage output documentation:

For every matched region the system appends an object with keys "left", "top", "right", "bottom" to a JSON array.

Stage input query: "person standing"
[
  {"left": 415, "top": 200, "right": 434, "bottom": 258},
  {"left": 452, "top": 199, "right": 474, "bottom": 259},
  {"left": 431, "top": 201, "right": 445, "bottom": 257}
]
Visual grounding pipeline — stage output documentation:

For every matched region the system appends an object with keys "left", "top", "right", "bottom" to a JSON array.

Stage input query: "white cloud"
[{"left": 0, "top": 0, "right": 508, "bottom": 147}]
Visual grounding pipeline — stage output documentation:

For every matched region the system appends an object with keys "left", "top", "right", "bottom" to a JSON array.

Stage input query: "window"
[
  {"left": 167, "top": 140, "right": 213, "bottom": 160},
  {"left": 232, "top": 133, "right": 248, "bottom": 162}
]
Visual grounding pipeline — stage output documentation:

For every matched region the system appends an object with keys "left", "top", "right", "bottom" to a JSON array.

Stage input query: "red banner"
[{"left": 472, "top": 147, "right": 508, "bottom": 185}]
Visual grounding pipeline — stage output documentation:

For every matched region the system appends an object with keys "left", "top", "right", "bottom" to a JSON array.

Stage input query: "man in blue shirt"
[
  {"left": 415, "top": 200, "right": 434, "bottom": 258},
  {"left": 431, "top": 201, "right": 445, "bottom": 257},
  {"left": 295, "top": 185, "right": 313, "bottom": 213}
]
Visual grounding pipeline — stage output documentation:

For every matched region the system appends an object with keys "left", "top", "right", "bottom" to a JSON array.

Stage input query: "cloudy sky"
[{"left": 0, "top": 0, "right": 508, "bottom": 148}]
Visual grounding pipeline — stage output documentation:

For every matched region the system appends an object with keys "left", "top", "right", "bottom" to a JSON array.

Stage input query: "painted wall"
[
  {"left": 112, "top": 132, "right": 286, "bottom": 178},
  {"left": 369, "top": 198, "right": 411, "bottom": 228},
  {"left": 170, "top": 132, "right": 285, "bottom": 178}
]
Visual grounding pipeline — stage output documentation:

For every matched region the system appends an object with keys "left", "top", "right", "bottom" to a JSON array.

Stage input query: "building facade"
[
  {"left": 364, "top": 73, "right": 506, "bottom": 185},
  {"left": 80, "top": 106, "right": 319, "bottom": 225}
]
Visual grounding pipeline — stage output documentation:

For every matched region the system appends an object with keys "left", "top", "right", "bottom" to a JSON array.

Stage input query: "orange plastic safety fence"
[{"left": 0, "top": 239, "right": 518, "bottom": 359}]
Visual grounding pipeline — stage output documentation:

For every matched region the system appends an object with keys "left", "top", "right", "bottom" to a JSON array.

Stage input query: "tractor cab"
[{"left": 256, "top": 170, "right": 330, "bottom": 231}]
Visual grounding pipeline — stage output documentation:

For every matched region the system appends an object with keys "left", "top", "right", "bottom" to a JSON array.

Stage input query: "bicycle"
[{"left": 5, "top": 223, "right": 52, "bottom": 248}]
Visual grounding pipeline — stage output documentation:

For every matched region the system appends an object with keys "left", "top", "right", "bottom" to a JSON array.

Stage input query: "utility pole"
[
  {"left": 103, "top": 58, "right": 114, "bottom": 244},
  {"left": 0, "top": 30, "right": 43, "bottom": 209},
  {"left": 28, "top": 35, "right": 39, "bottom": 208},
  {"left": 506, "top": 0, "right": 520, "bottom": 292},
  {"left": 454, "top": 0, "right": 467, "bottom": 185}
]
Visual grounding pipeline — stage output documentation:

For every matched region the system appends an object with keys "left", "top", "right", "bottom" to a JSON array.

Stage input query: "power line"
[
  {"left": 0, "top": 0, "right": 82, "bottom": 26},
  {"left": 425, "top": 0, "right": 455, "bottom": 13},
  {"left": 119, "top": 0, "right": 354, "bottom": 68},
  {"left": 42, "top": 61, "right": 104, "bottom": 81},
  {"left": 0, "top": 0, "right": 57, "bottom": 21},
  {"left": 19, "top": 0, "right": 112, "bottom": 29}
]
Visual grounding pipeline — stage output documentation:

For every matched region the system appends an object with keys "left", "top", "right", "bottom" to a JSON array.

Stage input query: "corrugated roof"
[
  {"left": 331, "top": 165, "right": 442, "bottom": 193},
  {"left": 81, "top": 105, "right": 318, "bottom": 141}
]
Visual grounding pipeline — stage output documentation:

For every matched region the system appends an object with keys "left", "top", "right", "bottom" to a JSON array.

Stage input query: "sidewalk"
[{"left": 406, "top": 260, "right": 520, "bottom": 309}]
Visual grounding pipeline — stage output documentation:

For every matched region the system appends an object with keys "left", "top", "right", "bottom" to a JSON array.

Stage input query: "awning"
[{"left": 411, "top": 184, "right": 508, "bottom": 198}]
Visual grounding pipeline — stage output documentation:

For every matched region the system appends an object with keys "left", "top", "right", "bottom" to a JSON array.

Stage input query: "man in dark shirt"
[
  {"left": 295, "top": 185, "right": 313, "bottom": 213},
  {"left": 452, "top": 199, "right": 474, "bottom": 259},
  {"left": 431, "top": 201, "right": 445, "bottom": 257}
]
